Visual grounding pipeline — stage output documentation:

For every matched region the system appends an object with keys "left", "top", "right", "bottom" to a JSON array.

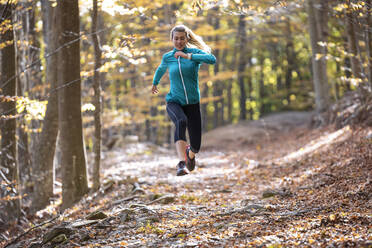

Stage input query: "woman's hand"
[
  {"left": 152, "top": 85, "right": 159, "bottom": 94},
  {"left": 174, "top": 51, "right": 188, "bottom": 59}
]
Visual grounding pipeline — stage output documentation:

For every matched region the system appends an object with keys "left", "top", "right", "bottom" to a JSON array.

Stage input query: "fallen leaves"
[{"left": 2, "top": 125, "right": 371, "bottom": 247}]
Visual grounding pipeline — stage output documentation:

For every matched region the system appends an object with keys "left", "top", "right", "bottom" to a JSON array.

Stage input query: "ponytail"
[{"left": 170, "top": 25, "right": 211, "bottom": 53}]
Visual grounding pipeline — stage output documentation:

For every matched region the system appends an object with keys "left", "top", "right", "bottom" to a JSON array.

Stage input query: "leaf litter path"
[{"left": 4, "top": 124, "right": 372, "bottom": 248}]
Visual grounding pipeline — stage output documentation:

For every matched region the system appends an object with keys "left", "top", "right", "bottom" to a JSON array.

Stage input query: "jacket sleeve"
[
  {"left": 190, "top": 49, "right": 216, "bottom": 64},
  {"left": 152, "top": 55, "right": 167, "bottom": 86}
]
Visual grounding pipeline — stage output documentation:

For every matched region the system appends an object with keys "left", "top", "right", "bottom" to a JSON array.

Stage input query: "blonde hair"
[{"left": 170, "top": 24, "right": 211, "bottom": 53}]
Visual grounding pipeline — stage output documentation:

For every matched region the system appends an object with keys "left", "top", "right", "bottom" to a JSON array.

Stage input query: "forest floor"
[{"left": 2, "top": 111, "right": 372, "bottom": 248}]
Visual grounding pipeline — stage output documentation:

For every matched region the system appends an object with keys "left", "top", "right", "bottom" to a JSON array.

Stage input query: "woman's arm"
[
  {"left": 190, "top": 49, "right": 216, "bottom": 64},
  {"left": 152, "top": 55, "right": 168, "bottom": 86},
  {"left": 151, "top": 85, "right": 159, "bottom": 94}
]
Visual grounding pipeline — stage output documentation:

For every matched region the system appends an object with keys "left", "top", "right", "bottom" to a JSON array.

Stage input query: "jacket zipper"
[{"left": 178, "top": 57, "right": 189, "bottom": 104}]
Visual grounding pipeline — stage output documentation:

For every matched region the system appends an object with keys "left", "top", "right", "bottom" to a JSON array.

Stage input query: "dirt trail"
[
  {"left": 3, "top": 112, "right": 371, "bottom": 248},
  {"left": 202, "top": 111, "right": 313, "bottom": 152}
]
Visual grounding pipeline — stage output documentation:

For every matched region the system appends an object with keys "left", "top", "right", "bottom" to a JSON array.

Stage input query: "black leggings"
[{"left": 166, "top": 102, "right": 201, "bottom": 153}]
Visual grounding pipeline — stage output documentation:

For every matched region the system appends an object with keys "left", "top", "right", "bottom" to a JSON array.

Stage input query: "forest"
[{"left": 0, "top": 0, "right": 371, "bottom": 247}]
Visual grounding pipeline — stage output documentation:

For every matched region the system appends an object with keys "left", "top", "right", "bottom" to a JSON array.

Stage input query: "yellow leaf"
[
  {"left": 329, "top": 214, "right": 336, "bottom": 221},
  {"left": 191, "top": 218, "right": 198, "bottom": 225},
  {"left": 315, "top": 53, "right": 324, "bottom": 60}
]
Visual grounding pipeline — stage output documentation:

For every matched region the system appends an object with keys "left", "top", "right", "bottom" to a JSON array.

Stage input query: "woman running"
[{"left": 152, "top": 24, "right": 216, "bottom": 176}]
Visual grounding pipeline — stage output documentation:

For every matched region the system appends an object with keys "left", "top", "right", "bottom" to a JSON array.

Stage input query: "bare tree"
[
  {"left": 55, "top": 0, "right": 88, "bottom": 210},
  {"left": 307, "top": 0, "right": 330, "bottom": 114},
  {"left": 211, "top": 7, "right": 223, "bottom": 128},
  {"left": 285, "top": 18, "right": 295, "bottom": 103},
  {"left": 366, "top": 0, "right": 372, "bottom": 90},
  {"left": 237, "top": 14, "right": 248, "bottom": 120},
  {"left": 345, "top": 0, "right": 362, "bottom": 80},
  {"left": 13, "top": 0, "right": 35, "bottom": 196},
  {"left": 31, "top": 0, "right": 59, "bottom": 212},
  {"left": 91, "top": 0, "right": 102, "bottom": 191},
  {"left": 0, "top": 1, "right": 21, "bottom": 225}
]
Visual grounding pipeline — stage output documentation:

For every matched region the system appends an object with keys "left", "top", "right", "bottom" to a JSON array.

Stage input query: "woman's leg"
[
  {"left": 183, "top": 103, "right": 202, "bottom": 155},
  {"left": 175, "top": 140, "right": 187, "bottom": 161},
  {"left": 166, "top": 102, "right": 188, "bottom": 161}
]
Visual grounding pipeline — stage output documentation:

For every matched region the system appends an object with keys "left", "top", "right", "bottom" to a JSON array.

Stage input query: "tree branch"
[{"left": 4, "top": 215, "right": 59, "bottom": 248}]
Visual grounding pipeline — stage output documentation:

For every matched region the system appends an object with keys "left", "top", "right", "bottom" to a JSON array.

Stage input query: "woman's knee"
[{"left": 176, "top": 118, "right": 187, "bottom": 129}]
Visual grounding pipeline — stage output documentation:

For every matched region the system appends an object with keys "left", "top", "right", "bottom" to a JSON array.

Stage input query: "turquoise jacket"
[{"left": 152, "top": 47, "right": 216, "bottom": 106}]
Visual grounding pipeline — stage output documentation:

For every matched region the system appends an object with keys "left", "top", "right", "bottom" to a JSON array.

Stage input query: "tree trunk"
[
  {"left": 237, "top": 15, "right": 247, "bottom": 120},
  {"left": 0, "top": 2, "right": 21, "bottom": 225},
  {"left": 91, "top": 0, "right": 102, "bottom": 192},
  {"left": 27, "top": 1, "right": 43, "bottom": 205},
  {"left": 259, "top": 55, "right": 266, "bottom": 115},
  {"left": 211, "top": 8, "right": 223, "bottom": 128},
  {"left": 201, "top": 35, "right": 212, "bottom": 132},
  {"left": 213, "top": 60, "right": 220, "bottom": 128},
  {"left": 213, "top": 55, "right": 221, "bottom": 127},
  {"left": 226, "top": 49, "right": 233, "bottom": 124},
  {"left": 268, "top": 42, "right": 283, "bottom": 91},
  {"left": 114, "top": 80, "right": 119, "bottom": 109},
  {"left": 31, "top": 0, "right": 59, "bottom": 212},
  {"left": 344, "top": 53, "right": 352, "bottom": 90},
  {"left": 364, "top": 0, "right": 372, "bottom": 97},
  {"left": 201, "top": 82, "right": 209, "bottom": 131},
  {"left": 16, "top": 107, "right": 30, "bottom": 194},
  {"left": 285, "top": 18, "right": 295, "bottom": 103},
  {"left": 13, "top": 0, "right": 31, "bottom": 196},
  {"left": 345, "top": 1, "right": 362, "bottom": 80},
  {"left": 220, "top": 48, "right": 229, "bottom": 124},
  {"left": 226, "top": 18, "right": 239, "bottom": 124},
  {"left": 247, "top": 64, "right": 253, "bottom": 120},
  {"left": 56, "top": 0, "right": 88, "bottom": 210},
  {"left": 307, "top": 0, "right": 330, "bottom": 114}
]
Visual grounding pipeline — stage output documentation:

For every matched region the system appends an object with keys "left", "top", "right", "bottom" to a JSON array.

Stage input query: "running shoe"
[
  {"left": 185, "top": 146, "right": 195, "bottom": 172},
  {"left": 176, "top": 161, "right": 189, "bottom": 176}
]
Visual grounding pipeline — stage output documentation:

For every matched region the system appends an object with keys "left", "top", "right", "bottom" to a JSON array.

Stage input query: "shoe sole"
[{"left": 177, "top": 169, "right": 189, "bottom": 176}]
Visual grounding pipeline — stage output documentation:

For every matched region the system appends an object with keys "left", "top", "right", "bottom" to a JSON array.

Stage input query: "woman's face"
[{"left": 172, "top": 31, "right": 188, "bottom": 51}]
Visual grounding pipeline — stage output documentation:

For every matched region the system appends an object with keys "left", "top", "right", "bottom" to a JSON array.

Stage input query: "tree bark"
[
  {"left": 226, "top": 61, "right": 233, "bottom": 123},
  {"left": 364, "top": 0, "right": 372, "bottom": 96},
  {"left": 201, "top": 82, "right": 209, "bottom": 132},
  {"left": 307, "top": 0, "right": 330, "bottom": 114},
  {"left": 31, "top": 0, "right": 59, "bottom": 212},
  {"left": 56, "top": 0, "right": 88, "bottom": 210},
  {"left": 237, "top": 14, "right": 247, "bottom": 120},
  {"left": 259, "top": 55, "right": 266, "bottom": 115},
  {"left": 268, "top": 42, "right": 283, "bottom": 91},
  {"left": 13, "top": 0, "right": 31, "bottom": 196},
  {"left": 91, "top": 0, "right": 102, "bottom": 192},
  {"left": 0, "top": 2, "right": 21, "bottom": 225},
  {"left": 285, "top": 18, "right": 295, "bottom": 103},
  {"left": 226, "top": 18, "right": 239, "bottom": 124},
  {"left": 345, "top": 1, "right": 362, "bottom": 80},
  {"left": 220, "top": 48, "right": 229, "bottom": 124},
  {"left": 213, "top": 12, "right": 222, "bottom": 128}
]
